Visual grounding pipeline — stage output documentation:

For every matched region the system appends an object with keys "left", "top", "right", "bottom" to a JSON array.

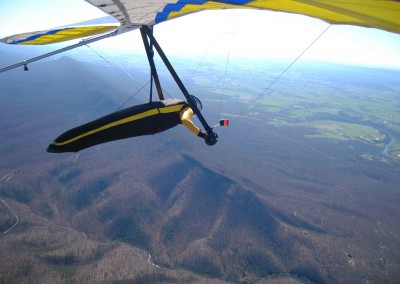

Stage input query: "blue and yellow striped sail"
[
  {"left": 85, "top": 0, "right": 400, "bottom": 34},
  {"left": 2, "top": 0, "right": 399, "bottom": 46},
  {"left": 1, "top": 25, "right": 118, "bottom": 45}
]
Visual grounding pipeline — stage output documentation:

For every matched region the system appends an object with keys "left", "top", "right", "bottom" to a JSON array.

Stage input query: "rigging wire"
[
  {"left": 114, "top": 80, "right": 150, "bottom": 112},
  {"left": 191, "top": 11, "right": 238, "bottom": 76},
  {"left": 86, "top": 45, "right": 137, "bottom": 83},
  {"left": 184, "top": 12, "right": 238, "bottom": 148},
  {"left": 85, "top": 44, "right": 152, "bottom": 112},
  {"left": 114, "top": 82, "right": 176, "bottom": 112},
  {"left": 181, "top": 10, "right": 237, "bottom": 144},
  {"left": 227, "top": 24, "right": 332, "bottom": 128},
  {"left": 114, "top": 81, "right": 174, "bottom": 111},
  {"left": 220, "top": 49, "right": 231, "bottom": 116},
  {"left": 219, "top": 10, "right": 236, "bottom": 117},
  {"left": 87, "top": 43, "right": 174, "bottom": 112}
]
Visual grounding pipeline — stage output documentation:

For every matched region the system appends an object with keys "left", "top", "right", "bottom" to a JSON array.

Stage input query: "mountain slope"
[{"left": 1, "top": 56, "right": 400, "bottom": 283}]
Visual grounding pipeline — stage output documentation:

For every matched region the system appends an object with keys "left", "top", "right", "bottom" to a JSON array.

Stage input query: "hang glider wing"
[
  {"left": 1, "top": 0, "right": 399, "bottom": 46},
  {"left": 84, "top": 0, "right": 400, "bottom": 34},
  {"left": 1, "top": 25, "right": 118, "bottom": 45}
]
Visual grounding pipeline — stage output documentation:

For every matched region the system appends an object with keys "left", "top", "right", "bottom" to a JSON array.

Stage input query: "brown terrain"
[{"left": 0, "top": 56, "right": 399, "bottom": 283}]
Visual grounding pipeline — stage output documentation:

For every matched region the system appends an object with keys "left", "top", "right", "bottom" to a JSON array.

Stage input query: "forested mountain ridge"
[{"left": 1, "top": 55, "right": 399, "bottom": 283}]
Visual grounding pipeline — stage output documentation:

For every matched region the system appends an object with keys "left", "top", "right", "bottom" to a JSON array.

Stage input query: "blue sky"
[{"left": 1, "top": 0, "right": 400, "bottom": 68}]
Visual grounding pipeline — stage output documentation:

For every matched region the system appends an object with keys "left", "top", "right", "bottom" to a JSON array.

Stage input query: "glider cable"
[
  {"left": 86, "top": 45, "right": 137, "bottom": 84},
  {"left": 114, "top": 80, "right": 150, "bottom": 112},
  {"left": 85, "top": 44, "right": 154, "bottom": 112},
  {"left": 220, "top": 11, "right": 236, "bottom": 118},
  {"left": 229, "top": 24, "right": 332, "bottom": 127},
  {"left": 114, "top": 82, "right": 175, "bottom": 112}
]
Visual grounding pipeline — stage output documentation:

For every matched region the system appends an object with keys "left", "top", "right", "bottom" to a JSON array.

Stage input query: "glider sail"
[
  {"left": 1, "top": 0, "right": 399, "bottom": 47},
  {"left": 1, "top": 26, "right": 118, "bottom": 45},
  {"left": 83, "top": 0, "right": 400, "bottom": 34},
  {"left": 1, "top": 0, "right": 398, "bottom": 149}
]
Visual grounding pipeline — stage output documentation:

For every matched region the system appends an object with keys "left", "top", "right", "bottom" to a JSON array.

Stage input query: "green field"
[{"left": 199, "top": 61, "right": 400, "bottom": 161}]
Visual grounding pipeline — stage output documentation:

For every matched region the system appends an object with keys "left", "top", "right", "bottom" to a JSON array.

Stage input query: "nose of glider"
[{"left": 47, "top": 143, "right": 62, "bottom": 153}]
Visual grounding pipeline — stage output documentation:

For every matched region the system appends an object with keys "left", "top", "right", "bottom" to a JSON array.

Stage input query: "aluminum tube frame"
[
  {"left": 140, "top": 27, "right": 164, "bottom": 101},
  {"left": 140, "top": 26, "right": 216, "bottom": 137},
  {"left": 0, "top": 30, "right": 119, "bottom": 74}
]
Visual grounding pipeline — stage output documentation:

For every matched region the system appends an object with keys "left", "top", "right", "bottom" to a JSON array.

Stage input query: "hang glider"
[
  {"left": 1, "top": 26, "right": 117, "bottom": 45},
  {"left": 2, "top": 0, "right": 400, "bottom": 48},
  {"left": 1, "top": 0, "right": 399, "bottom": 149},
  {"left": 85, "top": 0, "right": 400, "bottom": 33},
  {"left": 0, "top": 0, "right": 398, "bottom": 73},
  {"left": 1, "top": 0, "right": 399, "bottom": 72}
]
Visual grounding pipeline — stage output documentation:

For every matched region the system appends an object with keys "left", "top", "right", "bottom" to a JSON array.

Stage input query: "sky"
[{"left": 0, "top": 0, "right": 400, "bottom": 68}]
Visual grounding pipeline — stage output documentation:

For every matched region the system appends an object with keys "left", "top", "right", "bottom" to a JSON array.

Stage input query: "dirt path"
[{"left": 1, "top": 171, "right": 20, "bottom": 234}]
